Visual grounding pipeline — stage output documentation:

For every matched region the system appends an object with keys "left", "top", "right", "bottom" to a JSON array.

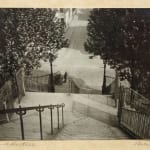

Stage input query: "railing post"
[
  {"left": 57, "top": 105, "right": 60, "bottom": 129},
  {"left": 16, "top": 105, "right": 26, "bottom": 140},
  {"left": 62, "top": 104, "right": 65, "bottom": 127},
  {"left": 36, "top": 105, "right": 44, "bottom": 140},
  {"left": 118, "top": 85, "right": 123, "bottom": 124},
  {"left": 48, "top": 105, "right": 54, "bottom": 135}
]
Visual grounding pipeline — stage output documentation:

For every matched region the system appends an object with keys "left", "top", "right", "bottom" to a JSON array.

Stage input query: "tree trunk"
[
  {"left": 114, "top": 70, "right": 119, "bottom": 107},
  {"left": 102, "top": 62, "right": 107, "bottom": 94},
  {"left": 130, "top": 68, "right": 138, "bottom": 107},
  {"left": 49, "top": 60, "right": 55, "bottom": 92}
]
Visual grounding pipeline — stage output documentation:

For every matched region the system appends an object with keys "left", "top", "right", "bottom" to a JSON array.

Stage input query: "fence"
[
  {"left": 119, "top": 86, "right": 150, "bottom": 113},
  {"left": 68, "top": 77, "right": 116, "bottom": 107},
  {"left": 0, "top": 103, "right": 65, "bottom": 140},
  {"left": 25, "top": 71, "right": 64, "bottom": 92},
  {"left": 120, "top": 108, "right": 150, "bottom": 138},
  {"left": 118, "top": 86, "right": 150, "bottom": 139},
  {"left": 25, "top": 74, "right": 49, "bottom": 92}
]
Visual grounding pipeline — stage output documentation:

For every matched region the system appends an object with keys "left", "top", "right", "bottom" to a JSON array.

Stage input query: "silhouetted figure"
[{"left": 64, "top": 72, "right": 67, "bottom": 83}]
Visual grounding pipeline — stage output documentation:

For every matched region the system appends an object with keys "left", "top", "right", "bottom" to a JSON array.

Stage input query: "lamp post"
[
  {"left": 49, "top": 53, "right": 55, "bottom": 92},
  {"left": 102, "top": 60, "right": 107, "bottom": 94}
]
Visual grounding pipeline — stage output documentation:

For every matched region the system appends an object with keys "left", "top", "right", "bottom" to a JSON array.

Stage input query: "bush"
[{"left": 54, "top": 73, "right": 64, "bottom": 85}]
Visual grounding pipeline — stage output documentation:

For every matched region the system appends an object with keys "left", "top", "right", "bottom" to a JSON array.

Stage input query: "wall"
[
  {"left": 16, "top": 68, "right": 25, "bottom": 102},
  {"left": 0, "top": 81, "right": 14, "bottom": 122}
]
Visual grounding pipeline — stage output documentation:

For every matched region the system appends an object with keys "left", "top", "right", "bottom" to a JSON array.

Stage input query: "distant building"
[{"left": 55, "top": 8, "right": 77, "bottom": 29}]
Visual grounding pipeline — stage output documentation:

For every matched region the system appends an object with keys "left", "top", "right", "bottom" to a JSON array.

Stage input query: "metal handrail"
[
  {"left": 121, "top": 107, "right": 150, "bottom": 138},
  {"left": 0, "top": 104, "right": 65, "bottom": 114},
  {"left": 123, "top": 86, "right": 150, "bottom": 103},
  {"left": 118, "top": 85, "right": 150, "bottom": 138},
  {"left": 0, "top": 103, "right": 65, "bottom": 140}
]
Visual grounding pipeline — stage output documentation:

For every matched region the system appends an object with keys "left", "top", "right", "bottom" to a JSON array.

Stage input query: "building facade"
[{"left": 55, "top": 8, "right": 77, "bottom": 29}]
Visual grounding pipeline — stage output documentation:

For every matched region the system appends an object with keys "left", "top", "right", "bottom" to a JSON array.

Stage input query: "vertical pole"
[
  {"left": 57, "top": 106, "right": 60, "bottom": 129},
  {"left": 70, "top": 80, "right": 72, "bottom": 93},
  {"left": 68, "top": 78, "right": 70, "bottom": 94},
  {"left": 102, "top": 61, "right": 106, "bottom": 94},
  {"left": 62, "top": 106, "right": 64, "bottom": 127},
  {"left": 49, "top": 54, "right": 55, "bottom": 92},
  {"left": 118, "top": 85, "right": 124, "bottom": 125},
  {"left": 38, "top": 105, "right": 43, "bottom": 140},
  {"left": 15, "top": 71, "right": 21, "bottom": 104},
  {"left": 114, "top": 70, "right": 119, "bottom": 107},
  {"left": 19, "top": 106, "right": 25, "bottom": 140},
  {"left": 50, "top": 107, "right": 53, "bottom": 134}
]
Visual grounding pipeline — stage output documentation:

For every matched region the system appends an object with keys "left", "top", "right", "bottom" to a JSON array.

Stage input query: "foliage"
[
  {"left": 85, "top": 9, "right": 150, "bottom": 98},
  {"left": 0, "top": 8, "right": 65, "bottom": 87}
]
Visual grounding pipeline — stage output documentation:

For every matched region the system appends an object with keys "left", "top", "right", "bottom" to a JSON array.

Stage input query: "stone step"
[{"left": 55, "top": 116, "right": 129, "bottom": 140}]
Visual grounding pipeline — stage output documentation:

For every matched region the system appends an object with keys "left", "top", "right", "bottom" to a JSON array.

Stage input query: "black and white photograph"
[{"left": 0, "top": 8, "right": 150, "bottom": 141}]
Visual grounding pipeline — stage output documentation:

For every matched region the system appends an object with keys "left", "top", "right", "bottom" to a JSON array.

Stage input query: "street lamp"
[
  {"left": 102, "top": 60, "right": 107, "bottom": 94},
  {"left": 49, "top": 53, "right": 55, "bottom": 92},
  {"left": 89, "top": 55, "right": 107, "bottom": 94}
]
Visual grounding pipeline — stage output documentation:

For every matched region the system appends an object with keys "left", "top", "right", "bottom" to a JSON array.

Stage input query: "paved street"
[{"left": 40, "top": 9, "right": 115, "bottom": 90}]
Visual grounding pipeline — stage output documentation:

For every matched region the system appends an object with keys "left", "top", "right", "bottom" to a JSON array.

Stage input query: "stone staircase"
[
  {"left": 54, "top": 116, "right": 129, "bottom": 140},
  {"left": 54, "top": 94, "right": 129, "bottom": 140},
  {"left": 0, "top": 92, "right": 129, "bottom": 140}
]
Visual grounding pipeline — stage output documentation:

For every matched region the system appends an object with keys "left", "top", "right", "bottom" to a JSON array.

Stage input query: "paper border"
[
  {"left": 0, "top": 0, "right": 150, "bottom": 149},
  {"left": 0, "top": 0, "right": 150, "bottom": 8}
]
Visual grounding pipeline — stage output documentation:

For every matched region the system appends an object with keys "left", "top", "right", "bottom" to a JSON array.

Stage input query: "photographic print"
[{"left": 0, "top": 7, "right": 150, "bottom": 142}]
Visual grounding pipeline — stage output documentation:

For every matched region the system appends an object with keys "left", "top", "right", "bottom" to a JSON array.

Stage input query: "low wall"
[
  {"left": 0, "top": 68, "right": 25, "bottom": 123},
  {"left": 0, "top": 81, "right": 14, "bottom": 122},
  {"left": 16, "top": 68, "right": 25, "bottom": 101},
  {"left": 72, "top": 99, "right": 118, "bottom": 127},
  {"left": 69, "top": 77, "right": 101, "bottom": 95}
]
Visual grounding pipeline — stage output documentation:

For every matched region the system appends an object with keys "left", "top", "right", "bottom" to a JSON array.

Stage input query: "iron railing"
[
  {"left": 68, "top": 77, "right": 116, "bottom": 107},
  {"left": 118, "top": 86, "right": 150, "bottom": 139},
  {"left": 120, "top": 86, "right": 150, "bottom": 113},
  {"left": 0, "top": 103, "right": 65, "bottom": 140},
  {"left": 25, "top": 74, "right": 49, "bottom": 92},
  {"left": 120, "top": 108, "right": 150, "bottom": 138}
]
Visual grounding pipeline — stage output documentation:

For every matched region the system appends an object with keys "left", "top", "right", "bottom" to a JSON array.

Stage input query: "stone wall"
[
  {"left": 0, "top": 68, "right": 25, "bottom": 123},
  {"left": 16, "top": 68, "right": 25, "bottom": 102},
  {"left": 0, "top": 81, "right": 14, "bottom": 122}
]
